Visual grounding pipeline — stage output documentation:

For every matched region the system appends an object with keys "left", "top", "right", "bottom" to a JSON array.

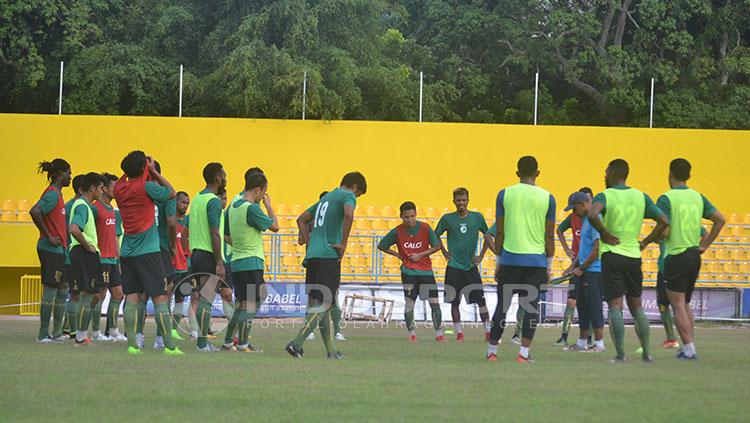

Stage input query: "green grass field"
[{"left": 1, "top": 317, "right": 748, "bottom": 422}]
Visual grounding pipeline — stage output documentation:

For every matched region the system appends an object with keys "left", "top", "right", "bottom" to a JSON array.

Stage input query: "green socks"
[
  {"left": 332, "top": 302, "right": 342, "bottom": 334},
  {"left": 172, "top": 302, "right": 184, "bottom": 328},
  {"left": 123, "top": 301, "right": 138, "bottom": 349},
  {"left": 404, "top": 309, "right": 415, "bottom": 333},
  {"left": 319, "top": 309, "right": 336, "bottom": 354},
  {"left": 291, "top": 307, "right": 324, "bottom": 349},
  {"left": 107, "top": 299, "right": 122, "bottom": 330},
  {"left": 659, "top": 305, "right": 677, "bottom": 341},
  {"left": 430, "top": 303, "right": 442, "bottom": 330},
  {"left": 562, "top": 305, "right": 575, "bottom": 337},
  {"left": 67, "top": 299, "right": 79, "bottom": 334},
  {"left": 136, "top": 300, "right": 146, "bottom": 335},
  {"left": 514, "top": 308, "right": 526, "bottom": 337},
  {"left": 51, "top": 288, "right": 67, "bottom": 337},
  {"left": 38, "top": 286, "right": 56, "bottom": 339},
  {"left": 90, "top": 300, "right": 103, "bottom": 332},
  {"left": 196, "top": 298, "right": 213, "bottom": 348},
  {"left": 633, "top": 308, "right": 651, "bottom": 358},
  {"left": 222, "top": 300, "right": 234, "bottom": 321},
  {"left": 77, "top": 294, "right": 92, "bottom": 337},
  {"left": 224, "top": 303, "right": 240, "bottom": 344},
  {"left": 237, "top": 309, "right": 257, "bottom": 347},
  {"left": 608, "top": 308, "right": 626, "bottom": 359},
  {"left": 154, "top": 303, "right": 175, "bottom": 349}
]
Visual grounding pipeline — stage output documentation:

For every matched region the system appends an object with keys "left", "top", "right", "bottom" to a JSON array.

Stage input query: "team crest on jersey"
[{"left": 459, "top": 223, "right": 468, "bottom": 234}]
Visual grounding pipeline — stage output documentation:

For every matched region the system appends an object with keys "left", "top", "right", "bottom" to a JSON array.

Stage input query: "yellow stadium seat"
[
  {"left": 381, "top": 205, "right": 396, "bottom": 218},
  {"left": 728, "top": 213, "right": 741, "bottom": 224},
  {"left": 291, "top": 204, "right": 303, "bottom": 215},
  {"left": 348, "top": 243, "right": 362, "bottom": 255},
  {"left": 715, "top": 249, "right": 730, "bottom": 260},
  {"left": 440, "top": 207, "right": 450, "bottom": 215},
  {"left": 277, "top": 203, "right": 290, "bottom": 216},
  {"left": 366, "top": 205, "right": 379, "bottom": 217},
  {"left": 2, "top": 199, "right": 16, "bottom": 211},
  {"left": 354, "top": 205, "right": 365, "bottom": 217},
  {"left": 17, "top": 211, "right": 32, "bottom": 222},
  {"left": 17, "top": 199, "right": 30, "bottom": 212},
  {"left": 370, "top": 218, "right": 386, "bottom": 232},
  {"left": 1, "top": 210, "right": 16, "bottom": 222},
  {"left": 484, "top": 208, "right": 494, "bottom": 219},
  {"left": 355, "top": 219, "right": 371, "bottom": 231},
  {"left": 724, "top": 262, "right": 739, "bottom": 274},
  {"left": 743, "top": 214, "right": 750, "bottom": 224},
  {"left": 425, "top": 207, "right": 439, "bottom": 218},
  {"left": 281, "top": 241, "right": 295, "bottom": 254},
  {"left": 557, "top": 209, "right": 568, "bottom": 222}
]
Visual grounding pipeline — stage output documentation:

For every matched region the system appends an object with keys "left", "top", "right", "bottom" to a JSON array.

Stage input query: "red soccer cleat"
[
  {"left": 456, "top": 332, "right": 465, "bottom": 342},
  {"left": 75, "top": 337, "right": 92, "bottom": 347},
  {"left": 484, "top": 331, "right": 491, "bottom": 342},
  {"left": 662, "top": 339, "right": 680, "bottom": 349},
  {"left": 435, "top": 335, "right": 445, "bottom": 342},
  {"left": 486, "top": 353, "right": 497, "bottom": 362},
  {"left": 516, "top": 354, "right": 534, "bottom": 364},
  {"left": 409, "top": 335, "right": 417, "bottom": 343}
]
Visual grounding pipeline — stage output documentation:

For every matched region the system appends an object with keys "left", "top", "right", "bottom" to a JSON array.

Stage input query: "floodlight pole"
[
  {"left": 58, "top": 61, "right": 64, "bottom": 115},
  {"left": 649, "top": 77, "right": 655, "bottom": 128},
  {"left": 179, "top": 65, "right": 184, "bottom": 117},
  {"left": 419, "top": 71, "right": 423, "bottom": 122},
  {"left": 533, "top": 71, "right": 539, "bottom": 125},
  {"left": 302, "top": 71, "right": 307, "bottom": 120}
]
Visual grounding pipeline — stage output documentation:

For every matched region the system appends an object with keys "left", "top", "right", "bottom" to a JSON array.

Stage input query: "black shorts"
[
  {"left": 567, "top": 275, "right": 580, "bottom": 300},
  {"left": 402, "top": 274, "right": 439, "bottom": 302},
  {"left": 121, "top": 252, "right": 168, "bottom": 297},
  {"left": 305, "top": 258, "right": 341, "bottom": 303},
  {"left": 601, "top": 252, "right": 642, "bottom": 301},
  {"left": 70, "top": 246, "right": 101, "bottom": 294},
  {"left": 172, "top": 271, "right": 197, "bottom": 300},
  {"left": 38, "top": 249, "right": 65, "bottom": 289},
  {"left": 656, "top": 271, "right": 669, "bottom": 307},
  {"left": 234, "top": 270, "right": 266, "bottom": 303},
  {"left": 444, "top": 266, "right": 485, "bottom": 305},
  {"left": 160, "top": 248, "right": 176, "bottom": 281},
  {"left": 495, "top": 265, "right": 547, "bottom": 311},
  {"left": 663, "top": 248, "right": 701, "bottom": 303},
  {"left": 190, "top": 249, "right": 217, "bottom": 275},
  {"left": 100, "top": 263, "right": 122, "bottom": 288}
]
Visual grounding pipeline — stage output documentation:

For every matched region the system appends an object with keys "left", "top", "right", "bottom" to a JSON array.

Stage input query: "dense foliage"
[{"left": 2, "top": 0, "right": 748, "bottom": 128}]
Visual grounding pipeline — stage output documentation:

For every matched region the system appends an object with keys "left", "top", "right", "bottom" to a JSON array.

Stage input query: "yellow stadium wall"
[{"left": 1, "top": 113, "right": 748, "bottom": 311}]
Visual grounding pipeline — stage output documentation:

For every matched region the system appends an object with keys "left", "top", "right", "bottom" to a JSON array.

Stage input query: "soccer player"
[
  {"left": 189, "top": 162, "right": 228, "bottom": 352},
  {"left": 114, "top": 151, "right": 182, "bottom": 356},
  {"left": 68, "top": 172, "right": 105, "bottom": 345},
  {"left": 222, "top": 170, "right": 279, "bottom": 352},
  {"left": 487, "top": 156, "right": 556, "bottom": 363},
  {"left": 61, "top": 175, "right": 84, "bottom": 338},
  {"left": 30, "top": 159, "right": 72, "bottom": 343},
  {"left": 286, "top": 171, "right": 367, "bottom": 359},
  {"left": 562, "top": 192, "right": 605, "bottom": 352},
  {"left": 378, "top": 201, "right": 443, "bottom": 342},
  {"left": 219, "top": 189, "right": 235, "bottom": 330},
  {"left": 657, "top": 158, "right": 724, "bottom": 360},
  {"left": 554, "top": 187, "right": 593, "bottom": 346},
  {"left": 91, "top": 173, "right": 126, "bottom": 341},
  {"left": 171, "top": 191, "right": 191, "bottom": 334},
  {"left": 486, "top": 222, "right": 525, "bottom": 345},
  {"left": 435, "top": 187, "right": 492, "bottom": 342},
  {"left": 153, "top": 161, "right": 178, "bottom": 349},
  {"left": 587, "top": 159, "right": 668, "bottom": 363}
]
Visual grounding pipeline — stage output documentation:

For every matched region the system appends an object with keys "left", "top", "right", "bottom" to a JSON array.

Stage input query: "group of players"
[{"left": 31, "top": 152, "right": 723, "bottom": 362}]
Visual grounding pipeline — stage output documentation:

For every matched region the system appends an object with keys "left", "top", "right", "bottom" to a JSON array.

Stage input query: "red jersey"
[
  {"left": 114, "top": 166, "right": 154, "bottom": 235},
  {"left": 571, "top": 213, "right": 582, "bottom": 255},
  {"left": 93, "top": 201, "right": 118, "bottom": 260},
  {"left": 172, "top": 217, "right": 189, "bottom": 271},
  {"left": 395, "top": 222, "right": 433, "bottom": 272},
  {"left": 38, "top": 185, "right": 68, "bottom": 248}
]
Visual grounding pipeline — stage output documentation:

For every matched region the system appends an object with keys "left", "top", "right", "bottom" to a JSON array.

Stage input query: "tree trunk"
[{"left": 614, "top": 0, "right": 632, "bottom": 48}]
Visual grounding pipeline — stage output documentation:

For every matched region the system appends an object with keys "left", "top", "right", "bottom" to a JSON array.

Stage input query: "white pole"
[
  {"left": 302, "top": 71, "right": 307, "bottom": 120},
  {"left": 649, "top": 77, "right": 655, "bottom": 128},
  {"left": 533, "top": 71, "right": 539, "bottom": 125},
  {"left": 419, "top": 71, "right": 423, "bottom": 122},
  {"left": 58, "top": 61, "right": 64, "bottom": 115},
  {"left": 178, "top": 65, "right": 184, "bottom": 117}
]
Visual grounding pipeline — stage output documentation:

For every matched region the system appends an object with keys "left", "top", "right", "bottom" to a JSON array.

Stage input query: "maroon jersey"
[
  {"left": 172, "top": 218, "right": 189, "bottom": 271},
  {"left": 93, "top": 201, "right": 118, "bottom": 260},
  {"left": 114, "top": 166, "right": 155, "bottom": 235},
  {"left": 396, "top": 222, "right": 433, "bottom": 272},
  {"left": 38, "top": 185, "right": 68, "bottom": 248},
  {"left": 571, "top": 213, "right": 582, "bottom": 256}
]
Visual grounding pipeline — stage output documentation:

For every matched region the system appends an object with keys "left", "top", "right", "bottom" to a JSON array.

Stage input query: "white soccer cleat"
[
  {"left": 52, "top": 334, "right": 69, "bottom": 342},
  {"left": 153, "top": 336, "right": 165, "bottom": 350},
  {"left": 307, "top": 332, "right": 315, "bottom": 341},
  {"left": 109, "top": 330, "right": 126, "bottom": 342},
  {"left": 36, "top": 336, "right": 58, "bottom": 344},
  {"left": 96, "top": 333, "right": 113, "bottom": 342},
  {"left": 136, "top": 333, "right": 145, "bottom": 349},
  {"left": 196, "top": 343, "right": 218, "bottom": 352},
  {"left": 335, "top": 333, "right": 347, "bottom": 341}
]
